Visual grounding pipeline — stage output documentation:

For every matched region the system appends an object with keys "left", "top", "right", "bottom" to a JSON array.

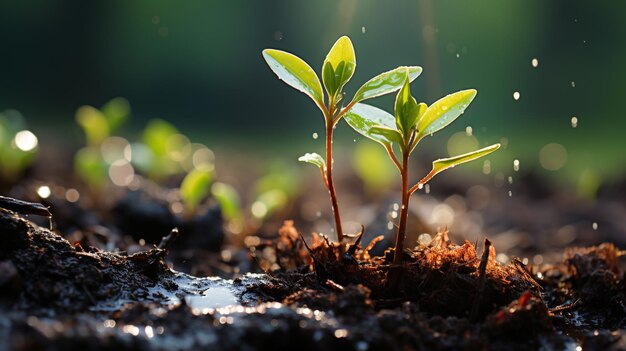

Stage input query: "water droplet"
[
  {"left": 392, "top": 203, "right": 399, "bottom": 211},
  {"left": 513, "top": 159, "right": 520, "bottom": 172},
  {"left": 37, "top": 186, "right": 51, "bottom": 199},
  {"left": 456, "top": 53, "right": 460, "bottom": 58},
  {"left": 531, "top": 58, "right": 539, "bottom": 68},
  {"left": 312, "top": 132, "right": 318, "bottom": 140},
  {"left": 465, "top": 126, "right": 473, "bottom": 136},
  {"left": 361, "top": 26, "right": 366, "bottom": 34},
  {"left": 65, "top": 188, "right": 80, "bottom": 203},
  {"left": 417, "top": 184, "right": 423, "bottom": 190},
  {"left": 508, "top": 176, "right": 513, "bottom": 184},
  {"left": 571, "top": 116, "right": 578, "bottom": 128},
  {"left": 387, "top": 221, "right": 394, "bottom": 230},
  {"left": 513, "top": 91, "right": 521, "bottom": 101},
  {"left": 14, "top": 130, "right": 38, "bottom": 151},
  {"left": 418, "top": 233, "right": 432, "bottom": 246},
  {"left": 482, "top": 160, "right": 491, "bottom": 175},
  {"left": 424, "top": 184, "right": 430, "bottom": 194},
  {"left": 592, "top": 222, "right": 598, "bottom": 230},
  {"left": 571, "top": 81, "right": 576, "bottom": 88},
  {"left": 508, "top": 190, "right": 513, "bottom": 197}
]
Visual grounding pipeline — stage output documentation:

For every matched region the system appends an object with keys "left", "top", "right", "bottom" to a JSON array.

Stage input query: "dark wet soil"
[{"left": 1, "top": 205, "right": 625, "bottom": 351}]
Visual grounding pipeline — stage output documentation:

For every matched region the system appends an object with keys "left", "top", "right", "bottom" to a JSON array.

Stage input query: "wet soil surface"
[{"left": 1, "top": 208, "right": 625, "bottom": 351}]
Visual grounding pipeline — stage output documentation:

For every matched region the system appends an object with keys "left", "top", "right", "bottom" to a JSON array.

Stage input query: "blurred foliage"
[
  {"left": 0, "top": 0, "right": 625, "bottom": 189},
  {"left": 0, "top": 110, "right": 38, "bottom": 182}
]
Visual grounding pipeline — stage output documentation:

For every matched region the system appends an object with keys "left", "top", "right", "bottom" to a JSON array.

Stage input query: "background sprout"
[
  {"left": 345, "top": 69, "right": 500, "bottom": 265},
  {"left": 352, "top": 142, "right": 395, "bottom": 196},
  {"left": 74, "top": 98, "right": 131, "bottom": 191},
  {"left": 180, "top": 168, "right": 213, "bottom": 214},
  {"left": 0, "top": 110, "right": 39, "bottom": 182},
  {"left": 211, "top": 182, "right": 243, "bottom": 234},
  {"left": 263, "top": 35, "right": 422, "bottom": 247}
]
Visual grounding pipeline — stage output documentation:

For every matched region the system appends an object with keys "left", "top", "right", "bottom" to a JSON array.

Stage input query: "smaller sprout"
[{"left": 180, "top": 168, "right": 213, "bottom": 214}]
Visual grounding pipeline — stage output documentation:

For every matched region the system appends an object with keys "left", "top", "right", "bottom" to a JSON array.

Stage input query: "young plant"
[
  {"left": 263, "top": 36, "right": 422, "bottom": 247},
  {"left": 74, "top": 98, "right": 131, "bottom": 190},
  {"left": 345, "top": 69, "right": 500, "bottom": 265}
]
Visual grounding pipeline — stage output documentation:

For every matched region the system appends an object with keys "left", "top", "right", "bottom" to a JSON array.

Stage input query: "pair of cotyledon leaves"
[{"left": 263, "top": 36, "right": 499, "bottom": 184}]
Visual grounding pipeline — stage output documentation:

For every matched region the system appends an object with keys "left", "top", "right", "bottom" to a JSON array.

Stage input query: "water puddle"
[{"left": 185, "top": 287, "right": 238, "bottom": 311}]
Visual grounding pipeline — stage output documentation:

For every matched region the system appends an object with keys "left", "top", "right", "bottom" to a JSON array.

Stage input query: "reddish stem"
[
  {"left": 325, "top": 116, "right": 344, "bottom": 248},
  {"left": 393, "top": 149, "right": 411, "bottom": 265}
]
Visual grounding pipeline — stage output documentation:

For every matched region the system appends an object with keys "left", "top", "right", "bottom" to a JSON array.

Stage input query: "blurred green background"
[{"left": 1, "top": 0, "right": 625, "bottom": 189}]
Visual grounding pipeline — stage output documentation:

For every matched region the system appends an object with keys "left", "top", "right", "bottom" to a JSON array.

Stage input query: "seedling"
[
  {"left": 263, "top": 36, "right": 422, "bottom": 247},
  {"left": 74, "top": 98, "right": 131, "bottom": 190},
  {"left": 345, "top": 69, "right": 500, "bottom": 264}
]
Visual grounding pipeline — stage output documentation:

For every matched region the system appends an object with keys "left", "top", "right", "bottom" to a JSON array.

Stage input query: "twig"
[
  {"left": 0, "top": 195, "right": 51, "bottom": 217},
  {"left": 470, "top": 238, "right": 491, "bottom": 322},
  {"left": 158, "top": 228, "right": 180, "bottom": 251}
]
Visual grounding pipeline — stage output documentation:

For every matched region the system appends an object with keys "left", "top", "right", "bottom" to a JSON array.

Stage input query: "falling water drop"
[
  {"left": 571, "top": 81, "right": 576, "bottom": 88},
  {"left": 465, "top": 126, "right": 473, "bottom": 136},
  {"left": 531, "top": 58, "right": 539, "bottom": 68},
  {"left": 571, "top": 117, "right": 578, "bottom": 128},
  {"left": 513, "top": 159, "right": 520, "bottom": 172},
  {"left": 424, "top": 184, "right": 430, "bottom": 194},
  {"left": 592, "top": 222, "right": 598, "bottom": 230},
  {"left": 361, "top": 26, "right": 366, "bottom": 34},
  {"left": 513, "top": 91, "right": 521, "bottom": 101},
  {"left": 312, "top": 132, "right": 318, "bottom": 140}
]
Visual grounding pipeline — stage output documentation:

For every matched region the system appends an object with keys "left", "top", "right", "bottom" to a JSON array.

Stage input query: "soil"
[{"left": 1, "top": 197, "right": 626, "bottom": 351}]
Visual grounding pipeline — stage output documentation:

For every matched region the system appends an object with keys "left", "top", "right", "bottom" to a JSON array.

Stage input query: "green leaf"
[
  {"left": 262, "top": 49, "right": 325, "bottom": 109},
  {"left": 428, "top": 144, "right": 500, "bottom": 181},
  {"left": 394, "top": 71, "right": 420, "bottom": 138},
  {"left": 369, "top": 126, "right": 403, "bottom": 145},
  {"left": 298, "top": 152, "right": 326, "bottom": 171},
  {"left": 102, "top": 97, "right": 130, "bottom": 132},
  {"left": 352, "top": 66, "right": 422, "bottom": 103},
  {"left": 344, "top": 103, "right": 397, "bottom": 145},
  {"left": 180, "top": 168, "right": 213, "bottom": 212},
  {"left": 76, "top": 106, "right": 109, "bottom": 146},
  {"left": 417, "top": 89, "right": 477, "bottom": 140},
  {"left": 211, "top": 182, "right": 242, "bottom": 222},
  {"left": 322, "top": 36, "right": 356, "bottom": 99}
]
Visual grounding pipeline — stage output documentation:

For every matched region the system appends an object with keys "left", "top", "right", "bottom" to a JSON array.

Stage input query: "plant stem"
[
  {"left": 393, "top": 149, "right": 411, "bottom": 265},
  {"left": 325, "top": 111, "right": 344, "bottom": 248}
]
